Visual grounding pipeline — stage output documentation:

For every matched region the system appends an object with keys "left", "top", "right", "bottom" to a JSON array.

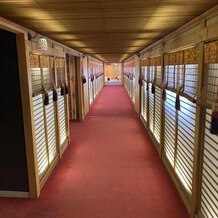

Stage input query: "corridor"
[{"left": 0, "top": 86, "right": 189, "bottom": 218}]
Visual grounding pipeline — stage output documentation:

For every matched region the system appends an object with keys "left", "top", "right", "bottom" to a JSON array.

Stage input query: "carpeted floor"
[
  {"left": 87, "top": 86, "right": 138, "bottom": 117},
  {"left": 0, "top": 85, "right": 189, "bottom": 218}
]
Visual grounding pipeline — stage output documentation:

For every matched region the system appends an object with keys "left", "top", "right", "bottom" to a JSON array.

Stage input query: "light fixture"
[
  {"left": 28, "top": 32, "right": 48, "bottom": 51},
  {"left": 37, "top": 37, "right": 48, "bottom": 51}
]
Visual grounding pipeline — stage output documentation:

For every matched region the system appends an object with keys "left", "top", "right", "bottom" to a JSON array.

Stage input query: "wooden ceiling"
[{"left": 0, "top": 0, "right": 217, "bottom": 62}]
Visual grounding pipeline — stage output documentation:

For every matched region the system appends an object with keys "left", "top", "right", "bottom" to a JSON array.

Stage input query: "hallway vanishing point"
[{"left": 0, "top": 86, "right": 189, "bottom": 218}]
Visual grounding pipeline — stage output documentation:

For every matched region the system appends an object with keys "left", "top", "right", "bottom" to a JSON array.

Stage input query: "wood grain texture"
[{"left": 0, "top": 0, "right": 217, "bottom": 62}]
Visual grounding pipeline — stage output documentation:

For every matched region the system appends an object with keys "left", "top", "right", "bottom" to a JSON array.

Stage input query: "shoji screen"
[
  {"left": 154, "top": 86, "right": 161, "bottom": 143},
  {"left": 174, "top": 48, "right": 198, "bottom": 195},
  {"left": 56, "top": 58, "right": 68, "bottom": 147},
  {"left": 163, "top": 48, "right": 199, "bottom": 196},
  {"left": 32, "top": 94, "right": 48, "bottom": 180},
  {"left": 149, "top": 59, "right": 155, "bottom": 133},
  {"left": 164, "top": 55, "right": 176, "bottom": 164},
  {"left": 183, "top": 48, "right": 199, "bottom": 101},
  {"left": 154, "top": 57, "right": 162, "bottom": 144},
  {"left": 143, "top": 68, "right": 148, "bottom": 122},
  {"left": 93, "top": 69, "right": 97, "bottom": 99},
  {"left": 58, "top": 88, "right": 67, "bottom": 146},
  {"left": 140, "top": 66, "right": 145, "bottom": 117},
  {"left": 132, "top": 67, "right": 136, "bottom": 103},
  {"left": 199, "top": 42, "right": 218, "bottom": 218},
  {"left": 164, "top": 90, "right": 177, "bottom": 166},
  {"left": 45, "top": 91, "right": 58, "bottom": 163},
  {"left": 176, "top": 96, "right": 195, "bottom": 194},
  {"left": 30, "top": 54, "right": 59, "bottom": 182},
  {"left": 89, "top": 65, "right": 94, "bottom": 104},
  {"left": 41, "top": 57, "right": 58, "bottom": 164},
  {"left": 140, "top": 60, "right": 149, "bottom": 122}
]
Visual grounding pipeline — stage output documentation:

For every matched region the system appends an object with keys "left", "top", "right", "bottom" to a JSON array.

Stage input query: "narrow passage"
[{"left": 0, "top": 86, "right": 189, "bottom": 218}]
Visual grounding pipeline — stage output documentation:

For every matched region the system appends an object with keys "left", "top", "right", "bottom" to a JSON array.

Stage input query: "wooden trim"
[
  {"left": 160, "top": 55, "right": 165, "bottom": 156},
  {"left": 0, "top": 191, "right": 29, "bottom": 198},
  {"left": 0, "top": 16, "right": 26, "bottom": 34},
  {"left": 64, "top": 54, "right": 70, "bottom": 145},
  {"left": 140, "top": 5, "right": 218, "bottom": 55},
  {"left": 134, "top": 56, "right": 140, "bottom": 113},
  {"left": 53, "top": 100, "right": 61, "bottom": 158},
  {"left": 190, "top": 39, "right": 207, "bottom": 217},
  {"left": 16, "top": 33, "right": 40, "bottom": 198},
  {"left": 75, "top": 57, "right": 84, "bottom": 121},
  {"left": 53, "top": 59, "right": 61, "bottom": 158}
]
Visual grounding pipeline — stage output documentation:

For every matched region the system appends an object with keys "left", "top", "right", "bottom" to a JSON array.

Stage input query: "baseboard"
[{"left": 0, "top": 190, "right": 29, "bottom": 198}]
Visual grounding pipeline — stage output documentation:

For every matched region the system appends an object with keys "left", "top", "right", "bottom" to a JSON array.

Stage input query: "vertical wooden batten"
[
  {"left": 16, "top": 33, "right": 40, "bottom": 198},
  {"left": 190, "top": 20, "right": 207, "bottom": 218},
  {"left": 160, "top": 54, "right": 165, "bottom": 156},
  {"left": 76, "top": 56, "right": 84, "bottom": 121},
  {"left": 64, "top": 54, "right": 70, "bottom": 145}
]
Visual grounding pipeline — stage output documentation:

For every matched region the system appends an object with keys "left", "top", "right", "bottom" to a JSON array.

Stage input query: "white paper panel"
[
  {"left": 154, "top": 87, "right": 161, "bottom": 143},
  {"left": 45, "top": 91, "right": 58, "bottom": 164},
  {"left": 164, "top": 90, "right": 176, "bottom": 166},
  {"left": 58, "top": 89, "right": 67, "bottom": 146},
  {"left": 200, "top": 109, "right": 218, "bottom": 218},
  {"left": 33, "top": 94, "right": 49, "bottom": 180},
  {"left": 176, "top": 96, "right": 196, "bottom": 194},
  {"left": 149, "top": 83, "right": 155, "bottom": 133}
]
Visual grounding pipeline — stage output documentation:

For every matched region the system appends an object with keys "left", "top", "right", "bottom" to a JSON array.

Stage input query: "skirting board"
[{"left": 0, "top": 190, "right": 29, "bottom": 198}]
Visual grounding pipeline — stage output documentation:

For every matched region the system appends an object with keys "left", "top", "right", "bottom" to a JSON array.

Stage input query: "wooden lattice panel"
[
  {"left": 55, "top": 58, "right": 65, "bottom": 68},
  {"left": 204, "top": 42, "right": 218, "bottom": 64},
  {"left": 29, "top": 53, "right": 40, "bottom": 68},
  {"left": 150, "top": 57, "right": 156, "bottom": 66},
  {"left": 50, "top": 57, "right": 54, "bottom": 68},
  {"left": 39, "top": 55, "right": 50, "bottom": 68},
  {"left": 184, "top": 46, "right": 200, "bottom": 64},
  {"left": 156, "top": 56, "right": 162, "bottom": 66},
  {"left": 156, "top": 66, "right": 162, "bottom": 86},
  {"left": 141, "top": 59, "right": 149, "bottom": 67},
  {"left": 174, "top": 51, "right": 183, "bottom": 65}
]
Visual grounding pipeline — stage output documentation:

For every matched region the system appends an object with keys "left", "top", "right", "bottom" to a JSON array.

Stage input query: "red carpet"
[
  {"left": 87, "top": 86, "right": 138, "bottom": 116},
  {"left": 0, "top": 85, "right": 189, "bottom": 218}
]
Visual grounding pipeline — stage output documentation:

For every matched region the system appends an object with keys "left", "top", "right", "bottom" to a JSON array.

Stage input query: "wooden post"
[
  {"left": 53, "top": 57, "right": 60, "bottom": 157},
  {"left": 16, "top": 33, "right": 40, "bottom": 198},
  {"left": 190, "top": 20, "right": 206, "bottom": 218},
  {"left": 160, "top": 54, "right": 165, "bottom": 156},
  {"left": 64, "top": 53, "right": 70, "bottom": 145},
  {"left": 75, "top": 56, "right": 84, "bottom": 121}
]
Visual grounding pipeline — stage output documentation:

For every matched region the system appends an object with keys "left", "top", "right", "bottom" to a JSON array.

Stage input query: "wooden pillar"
[
  {"left": 75, "top": 56, "right": 84, "bottom": 121},
  {"left": 16, "top": 33, "right": 40, "bottom": 198},
  {"left": 190, "top": 21, "right": 206, "bottom": 217}
]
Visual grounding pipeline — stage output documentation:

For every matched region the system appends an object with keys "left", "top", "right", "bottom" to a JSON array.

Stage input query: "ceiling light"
[
  {"left": 28, "top": 32, "right": 48, "bottom": 51},
  {"left": 37, "top": 37, "right": 48, "bottom": 51}
]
